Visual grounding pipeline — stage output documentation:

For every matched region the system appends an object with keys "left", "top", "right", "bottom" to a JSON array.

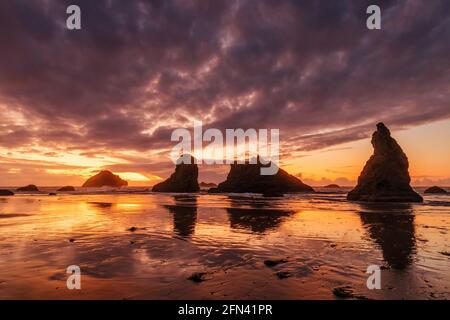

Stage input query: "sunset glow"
[{"left": 1, "top": 0, "right": 449, "bottom": 304}]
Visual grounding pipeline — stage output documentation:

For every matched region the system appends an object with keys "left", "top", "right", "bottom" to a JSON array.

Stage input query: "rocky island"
[
  {"left": 209, "top": 158, "right": 314, "bottom": 195},
  {"left": 16, "top": 184, "right": 39, "bottom": 192},
  {"left": 324, "top": 184, "right": 340, "bottom": 188},
  {"left": 424, "top": 186, "right": 447, "bottom": 194},
  {"left": 199, "top": 182, "right": 217, "bottom": 189},
  {"left": 57, "top": 186, "right": 76, "bottom": 192},
  {"left": 82, "top": 171, "right": 128, "bottom": 188},
  {"left": 0, "top": 189, "right": 14, "bottom": 196},
  {"left": 152, "top": 155, "right": 200, "bottom": 193},
  {"left": 347, "top": 123, "right": 423, "bottom": 202}
]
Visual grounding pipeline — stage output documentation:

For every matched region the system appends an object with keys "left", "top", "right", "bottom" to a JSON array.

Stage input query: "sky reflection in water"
[{"left": 0, "top": 191, "right": 448, "bottom": 299}]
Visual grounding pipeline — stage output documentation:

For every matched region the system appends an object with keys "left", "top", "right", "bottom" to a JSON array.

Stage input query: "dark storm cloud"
[{"left": 0, "top": 0, "right": 449, "bottom": 152}]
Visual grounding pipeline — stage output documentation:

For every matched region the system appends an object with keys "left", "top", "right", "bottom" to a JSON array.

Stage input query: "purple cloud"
[{"left": 0, "top": 0, "right": 448, "bottom": 157}]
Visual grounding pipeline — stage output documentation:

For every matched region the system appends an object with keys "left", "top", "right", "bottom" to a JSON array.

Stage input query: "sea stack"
[
  {"left": 152, "top": 155, "right": 200, "bottom": 193},
  {"left": 347, "top": 123, "right": 423, "bottom": 202},
  {"left": 82, "top": 171, "right": 128, "bottom": 188},
  {"left": 210, "top": 157, "right": 314, "bottom": 194}
]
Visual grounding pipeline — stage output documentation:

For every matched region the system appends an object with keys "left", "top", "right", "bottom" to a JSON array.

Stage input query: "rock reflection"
[
  {"left": 0, "top": 213, "right": 30, "bottom": 219},
  {"left": 88, "top": 202, "right": 115, "bottom": 210},
  {"left": 227, "top": 207, "right": 293, "bottom": 233},
  {"left": 226, "top": 196, "right": 294, "bottom": 233},
  {"left": 227, "top": 197, "right": 293, "bottom": 233},
  {"left": 358, "top": 203, "right": 416, "bottom": 270},
  {"left": 165, "top": 195, "right": 198, "bottom": 238}
]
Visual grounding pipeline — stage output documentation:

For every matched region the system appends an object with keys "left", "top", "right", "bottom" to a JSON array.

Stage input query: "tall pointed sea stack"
[
  {"left": 152, "top": 155, "right": 200, "bottom": 193},
  {"left": 347, "top": 123, "right": 422, "bottom": 202},
  {"left": 211, "top": 157, "right": 314, "bottom": 195}
]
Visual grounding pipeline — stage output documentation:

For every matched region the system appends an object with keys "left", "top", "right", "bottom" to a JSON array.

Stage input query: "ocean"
[{"left": 0, "top": 187, "right": 449, "bottom": 299}]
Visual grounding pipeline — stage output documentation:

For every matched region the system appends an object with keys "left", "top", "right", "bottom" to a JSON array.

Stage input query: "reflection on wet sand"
[
  {"left": 0, "top": 213, "right": 30, "bottom": 219},
  {"left": 358, "top": 203, "right": 416, "bottom": 270},
  {"left": 164, "top": 195, "right": 198, "bottom": 238},
  {"left": 0, "top": 193, "right": 448, "bottom": 299},
  {"left": 88, "top": 201, "right": 115, "bottom": 211},
  {"left": 227, "top": 195, "right": 282, "bottom": 209},
  {"left": 227, "top": 196, "right": 294, "bottom": 233},
  {"left": 227, "top": 207, "right": 294, "bottom": 233}
]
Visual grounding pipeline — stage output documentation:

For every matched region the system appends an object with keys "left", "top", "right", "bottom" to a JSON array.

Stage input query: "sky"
[{"left": 0, "top": 0, "right": 449, "bottom": 187}]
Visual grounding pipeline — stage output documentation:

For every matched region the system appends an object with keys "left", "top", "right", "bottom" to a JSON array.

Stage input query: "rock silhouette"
[
  {"left": 16, "top": 184, "right": 39, "bottom": 192},
  {"left": 424, "top": 186, "right": 447, "bottom": 194},
  {"left": 57, "top": 186, "right": 76, "bottom": 192},
  {"left": 324, "top": 184, "right": 340, "bottom": 188},
  {"left": 358, "top": 203, "right": 416, "bottom": 270},
  {"left": 211, "top": 158, "right": 314, "bottom": 194},
  {"left": 0, "top": 189, "right": 14, "bottom": 196},
  {"left": 199, "top": 182, "right": 217, "bottom": 189},
  {"left": 165, "top": 195, "right": 198, "bottom": 238},
  {"left": 152, "top": 155, "right": 200, "bottom": 193},
  {"left": 82, "top": 171, "right": 128, "bottom": 188},
  {"left": 347, "top": 123, "right": 422, "bottom": 202}
]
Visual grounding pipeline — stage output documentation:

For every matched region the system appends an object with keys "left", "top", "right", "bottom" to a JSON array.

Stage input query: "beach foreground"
[{"left": 0, "top": 189, "right": 449, "bottom": 299}]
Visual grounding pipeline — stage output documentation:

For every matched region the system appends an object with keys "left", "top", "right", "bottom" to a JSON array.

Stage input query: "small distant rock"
[
  {"left": 127, "top": 227, "right": 138, "bottom": 232},
  {"left": 324, "top": 184, "right": 340, "bottom": 188},
  {"left": 0, "top": 189, "right": 14, "bottom": 196},
  {"left": 82, "top": 171, "right": 128, "bottom": 188},
  {"left": 439, "top": 251, "right": 450, "bottom": 257},
  {"left": 187, "top": 272, "right": 207, "bottom": 283},
  {"left": 48, "top": 193, "right": 57, "bottom": 196},
  {"left": 264, "top": 259, "right": 288, "bottom": 267},
  {"left": 424, "top": 186, "right": 447, "bottom": 194},
  {"left": 199, "top": 182, "right": 217, "bottom": 189},
  {"left": 57, "top": 186, "right": 76, "bottom": 192},
  {"left": 276, "top": 271, "right": 292, "bottom": 279},
  {"left": 69, "top": 238, "right": 75, "bottom": 242},
  {"left": 16, "top": 184, "right": 39, "bottom": 192}
]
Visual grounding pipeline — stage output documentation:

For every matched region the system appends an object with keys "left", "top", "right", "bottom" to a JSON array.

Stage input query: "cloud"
[{"left": 0, "top": 0, "right": 449, "bottom": 183}]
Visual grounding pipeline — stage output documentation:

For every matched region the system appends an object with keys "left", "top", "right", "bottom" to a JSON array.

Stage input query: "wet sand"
[{"left": 0, "top": 190, "right": 449, "bottom": 299}]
